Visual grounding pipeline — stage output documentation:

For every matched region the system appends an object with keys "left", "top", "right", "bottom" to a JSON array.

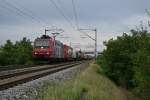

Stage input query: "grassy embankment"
[{"left": 41, "top": 62, "right": 139, "bottom": 100}]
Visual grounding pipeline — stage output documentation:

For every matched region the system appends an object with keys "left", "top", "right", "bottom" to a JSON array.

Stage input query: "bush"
[
  {"left": 0, "top": 37, "right": 33, "bottom": 65},
  {"left": 97, "top": 29, "right": 150, "bottom": 100},
  {"left": 14, "top": 37, "right": 33, "bottom": 65}
]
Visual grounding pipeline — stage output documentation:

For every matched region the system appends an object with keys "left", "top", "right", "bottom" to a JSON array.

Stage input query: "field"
[{"left": 41, "top": 62, "right": 139, "bottom": 100}]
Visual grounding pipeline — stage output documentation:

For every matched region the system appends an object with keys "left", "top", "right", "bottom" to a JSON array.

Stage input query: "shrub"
[
  {"left": 0, "top": 37, "right": 33, "bottom": 66},
  {"left": 97, "top": 29, "right": 150, "bottom": 100}
]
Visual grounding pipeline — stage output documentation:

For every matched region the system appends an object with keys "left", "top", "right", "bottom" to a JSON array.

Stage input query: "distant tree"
[
  {"left": 0, "top": 40, "right": 15, "bottom": 65},
  {"left": 14, "top": 37, "right": 33, "bottom": 64},
  {"left": 0, "top": 38, "right": 33, "bottom": 65}
]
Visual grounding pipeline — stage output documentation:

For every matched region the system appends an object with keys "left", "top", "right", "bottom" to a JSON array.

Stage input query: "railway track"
[
  {"left": 0, "top": 61, "right": 63, "bottom": 71},
  {"left": 0, "top": 61, "right": 85, "bottom": 91}
]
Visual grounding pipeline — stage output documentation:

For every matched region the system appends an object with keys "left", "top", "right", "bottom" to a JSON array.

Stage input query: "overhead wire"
[
  {"left": 53, "top": 0, "right": 86, "bottom": 40},
  {"left": 53, "top": 0, "right": 91, "bottom": 42},
  {"left": 71, "top": 0, "right": 79, "bottom": 29},
  {"left": 70, "top": 0, "right": 90, "bottom": 38},
  {"left": 1, "top": 0, "right": 86, "bottom": 37},
  {"left": 71, "top": 0, "right": 96, "bottom": 41},
  {"left": 56, "top": 0, "right": 73, "bottom": 21},
  {"left": 47, "top": 0, "right": 76, "bottom": 30},
  {"left": 9, "top": 0, "right": 49, "bottom": 26},
  {"left": 2, "top": 0, "right": 39, "bottom": 23},
  {"left": 0, "top": 0, "right": 47, "bottom": 27},
  {"left": 0, "top": 3, "right": 29, "bottom": 21},
  {"left": 78, "top": 29, "right": 95, "bottom": 41}
]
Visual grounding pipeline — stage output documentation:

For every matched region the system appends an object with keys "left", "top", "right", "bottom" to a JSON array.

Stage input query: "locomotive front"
[{"left": 32, "top": 35, "right": 54, "bottom": 59}]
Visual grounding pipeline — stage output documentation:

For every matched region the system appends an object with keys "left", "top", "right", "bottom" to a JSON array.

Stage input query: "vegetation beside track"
[
  {"left": 41, "top": 62, "right": 138, "bottom": 100},
  {"left": 97, "top": 29, "right": 150, "bottom": 100},
  {"left": 0, "top": 37, "right": 33, "bottom": 66}
]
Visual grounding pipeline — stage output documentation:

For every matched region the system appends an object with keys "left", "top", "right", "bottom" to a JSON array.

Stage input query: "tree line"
[
  {"left": 97, "top": 29, "right": 150, "bottom": 100},
  {"left": 0, "top": 37, "right": 33, "bottom": 66}
]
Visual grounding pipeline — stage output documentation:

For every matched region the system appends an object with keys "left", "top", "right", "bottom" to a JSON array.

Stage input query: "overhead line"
[
  {"left": 0, "top": 3, "right": 29, "bottom": 21},
  {"left": 48, "top": 0, "right": 76, "bottom": 29},
  {"left": 56, "top": 0, "right": 73, "bottom": 20},
  {"left": 78, "top": 30, "right": 95, "bottom": 41},
  {"left": 72, "top": 0, "right": 79, "bottom": 29},
  {"left": 10, "top": 0, "right": 49, "bottom": 26},
  {"left": 4, "top": 0, "right": 39, "bottom": 23},
  {"left": 48, "top": 0, "right": 94, "bottom": 43},
  {"left": 1, "top": 0, "right": 46, "bottom": 26},
  {"left": 71, "top": 0, "right": 89, "bottom": 39}
]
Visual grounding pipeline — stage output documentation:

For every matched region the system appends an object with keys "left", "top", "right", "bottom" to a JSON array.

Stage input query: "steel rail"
[
  {"left": 0, "top": 61, "right": 80, "bottom": 80},
  {"left": 0, "top": 61, "right": 85, "bottom": 91}
]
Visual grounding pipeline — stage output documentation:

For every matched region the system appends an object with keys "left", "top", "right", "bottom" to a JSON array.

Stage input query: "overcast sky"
[{"left": 0, "top": 0, "right": 150, "bottom": 51}]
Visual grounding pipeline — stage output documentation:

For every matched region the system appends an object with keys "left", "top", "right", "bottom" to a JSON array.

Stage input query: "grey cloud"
[{"left": 0, "top": 0, "right": 150, "bottom": 51}]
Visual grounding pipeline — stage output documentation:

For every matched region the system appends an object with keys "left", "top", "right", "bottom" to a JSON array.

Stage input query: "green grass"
[{"left": 41, "top": 62, "right": 139, "bottom": 100}]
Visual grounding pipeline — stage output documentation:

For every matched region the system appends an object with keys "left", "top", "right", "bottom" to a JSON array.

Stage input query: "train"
[{"left": 32, "top": 35, "right": 90, "bottom": 61}]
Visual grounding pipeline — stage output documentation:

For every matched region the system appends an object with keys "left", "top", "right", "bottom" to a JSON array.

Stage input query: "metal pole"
[
  {"left": 78, "top": 28, "right": 98, "bottom": 59},
  {"left": 45, "top": 29, "right": 47, "bottom": 35},
  {"left": 94, "top": 28, "right": 97, "bottom": 59}
]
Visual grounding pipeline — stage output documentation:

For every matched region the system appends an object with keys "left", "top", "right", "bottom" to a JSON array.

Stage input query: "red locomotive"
[
  {"left": 32, "top": 35, "right": 73, "bottom": 61},
  {"left": 32, "top": 35, "right": 54, "bottom": 59}
]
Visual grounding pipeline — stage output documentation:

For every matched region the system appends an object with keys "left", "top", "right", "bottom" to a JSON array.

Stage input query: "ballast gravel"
[{"left": 0, "top": 63, "right": 87, "bottom": 100}]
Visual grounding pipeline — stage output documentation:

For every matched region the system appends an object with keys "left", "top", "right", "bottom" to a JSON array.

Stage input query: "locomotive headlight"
[{"left": 46, "top": 52, "right": 49, "bottom": 55}]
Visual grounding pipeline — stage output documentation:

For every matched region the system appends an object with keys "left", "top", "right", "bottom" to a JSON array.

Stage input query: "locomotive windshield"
[{"left": 34, "top": 39, "right": 49, "bottom": 48}]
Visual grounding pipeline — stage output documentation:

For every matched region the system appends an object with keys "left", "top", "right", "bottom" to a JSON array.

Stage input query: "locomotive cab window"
[{"left": 34, "top": 39, "right": 50, "bottom": 48}]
